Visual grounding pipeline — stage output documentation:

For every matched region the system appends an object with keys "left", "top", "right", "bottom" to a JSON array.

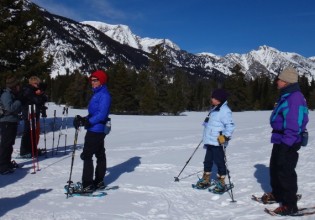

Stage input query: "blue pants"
[{"left": 203, "top": 144, "right": 226, "bottom": 176}]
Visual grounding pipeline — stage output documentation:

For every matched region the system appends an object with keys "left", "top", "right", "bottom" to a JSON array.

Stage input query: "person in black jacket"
[
  {"left": 19, "top": 76, "right": 47, "bottom": 158},
  {"left": 0, "top": 75, "right": 22, "bottom": 174}
]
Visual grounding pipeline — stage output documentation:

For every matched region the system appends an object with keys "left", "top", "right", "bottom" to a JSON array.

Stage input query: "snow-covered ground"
[{"left": 0, "top": 103, "right": 314, "bottom": 220}]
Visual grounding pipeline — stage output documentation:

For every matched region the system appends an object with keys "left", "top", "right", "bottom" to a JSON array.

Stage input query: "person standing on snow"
[
  {"left": 261, "top": 67, "right": 309, "bottom": 216},
  {"left": 0, "top": 75, "right": 22, "bottom": 174},
  {"left": 19, "top": 76, "right": 47, "bottom": 158},
  {"left": 73, "top": 70, "right": 111, "bottom": 192},
  {"left": 195, "top": 88, "right": 235, "bottom": 192}
]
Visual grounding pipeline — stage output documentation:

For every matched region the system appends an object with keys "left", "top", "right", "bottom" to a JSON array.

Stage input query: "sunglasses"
[{"left": 91, "top": 78, "right": 99, "bottom": 83}]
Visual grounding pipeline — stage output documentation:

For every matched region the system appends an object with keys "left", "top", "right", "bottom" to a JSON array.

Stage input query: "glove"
[
  {"left": 83, "top": 117, "right": 91, "bottom": 129},
  {"left": 73, "top": 115, "right": 84, "bottom": 129},
  {"left": 218, "top": 134, "right": 230, "bottom": 145}
]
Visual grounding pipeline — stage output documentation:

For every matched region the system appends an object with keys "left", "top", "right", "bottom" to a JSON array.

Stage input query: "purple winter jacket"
[{"left": 270, "top": 83, "right": 309, "bottom": 147}]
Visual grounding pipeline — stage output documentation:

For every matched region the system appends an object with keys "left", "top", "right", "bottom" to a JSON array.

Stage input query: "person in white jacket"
[{"left": 196, "top": 88, "right": 235, "bottom": 192}]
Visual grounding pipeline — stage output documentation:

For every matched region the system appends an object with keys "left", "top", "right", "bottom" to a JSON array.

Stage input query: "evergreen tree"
[
  {"left": 148, "top": 44, "right": 171, "bottom": 113},
  {"left": 136, "top": 70, "right": 159, "bottom": 115},
  {"left": 188, "top": 79, "right": 213, "bottom": 111},
  {"left": 224, "top": 64, "right": 249, "bottom": 111},
  {"left": 107, "top": 62, "right": 138, "bottom": 114},
  {"left": 64, "top": 71, "right": 89, "bottom": 108},
  {"left": 299, "top": 74, "right": 310, "bottom": 99},
  {"left": 308, "top": 77, "right": 315, "bottom": 109},
  {"left": 249, "top": 75, "right": 275, "bottom": 110},
  {"left": 0, "top": 0, "right": 52, "bottom": 84},
  {"left": 50, "top": 73, "right": 72, "bottom": 104},
  {"left": 166, "top": 69, "right": 189, "bottom": 115}
]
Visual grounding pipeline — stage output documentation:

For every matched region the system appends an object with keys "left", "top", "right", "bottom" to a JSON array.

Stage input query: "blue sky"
[{"left": 31, "top": 0, "right": 315, "bottom": 57}]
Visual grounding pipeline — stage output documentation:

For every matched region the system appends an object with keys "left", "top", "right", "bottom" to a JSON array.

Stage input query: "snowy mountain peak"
[
  {"left": 81, "top": 21, "right": 180, "bottom": 53},
  {"left": 82, "top": 21, "right": 142, "bottom": 49}
]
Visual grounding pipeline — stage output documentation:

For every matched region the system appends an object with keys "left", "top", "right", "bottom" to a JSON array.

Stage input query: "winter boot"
[
  {"left": 10, "top": 160, "right": 20, "bottom": 169},
  {"left": 272, "top": 205, "right": 298, "bottom": 216},
  {"left": 74, "top": 182, "right": 95, "bottom": 193},
  {"left": 94, "top": 181, "right": 106, "bottom": 190},
  {"left": 261, "top": 192, "right": 276, "bottom": 204},
  {"left": 212, "top": 174, "right": 226, "bottom": 193},
  {"left": 196, "top": 172, "right": 211, "bottom": 189}
]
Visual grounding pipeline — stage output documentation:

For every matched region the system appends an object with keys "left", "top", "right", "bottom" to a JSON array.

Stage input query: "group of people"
[
  {"left": 0, "top": 70, "right": 112, "bottom": 194},
  {"left": 197, "top": 66, "right": 308, "bottom": 216},
  {"left": 0, "top": 75, "right": 47, "bottom": 174},
  {"left": 0, "top": 67, "right": 309, "bottom": 216}
]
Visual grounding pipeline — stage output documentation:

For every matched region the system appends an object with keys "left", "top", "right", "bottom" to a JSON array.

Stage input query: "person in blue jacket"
[
  {"left": 196, "top": 88, "right": 235, "bottom": 192},
  {"left": 73, "top": 70, "right": 111, "bottom": 192}
]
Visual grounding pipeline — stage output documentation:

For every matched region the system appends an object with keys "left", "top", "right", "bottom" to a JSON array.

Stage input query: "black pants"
[
  {"left": 270, "top": 143, "right": 300, "bottom": 208},
  {"left": 20, "top": 120, "right": 32, "bottom": 155},
  {"left": 0, "top": 122, "right": 18, "bottom": 172},
  {"left": 203, "top": 144, "right": 226, "bottom": 176},
  {"left": 20, "top": 117, "right": 39, "bottom": 155},
  {"left": 81, "top": 131, "right": 106, "bottom": 187}
]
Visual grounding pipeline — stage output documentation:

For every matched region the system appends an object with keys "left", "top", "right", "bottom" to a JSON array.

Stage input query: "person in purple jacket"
[
  {"left": 73, "top": 70, "right": 111, "bottom": 192},
  {"left": 261, "top": 67, "right": 309, "bottom": 215}
]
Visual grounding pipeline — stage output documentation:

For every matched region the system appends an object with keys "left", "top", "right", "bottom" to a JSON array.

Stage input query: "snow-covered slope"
[{"left": 1, "top": 104, "right": 315, "bottom": 219}]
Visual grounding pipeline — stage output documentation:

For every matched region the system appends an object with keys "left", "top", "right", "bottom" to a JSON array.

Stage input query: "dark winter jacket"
[
  {"left": 270, "top": 83, "right": 308, "bottom": 146},
  {"left": 0, "top": 88, "right": 22, "bottom": 123},
  {"left": 86, "top": 85, "right": 111, "bottom": 133},
  {"left": 20, "top": 84, "right": 47, "bottom": 120}
]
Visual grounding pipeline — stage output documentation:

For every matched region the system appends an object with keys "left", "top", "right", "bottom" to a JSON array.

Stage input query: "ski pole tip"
[{"left": 174, "top": 177, "right": 179, "bottom": 182}]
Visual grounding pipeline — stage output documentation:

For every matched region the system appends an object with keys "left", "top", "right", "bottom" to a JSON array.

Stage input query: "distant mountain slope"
[{"left": 18, "top": 0, "right": 315, "bottom": 79}]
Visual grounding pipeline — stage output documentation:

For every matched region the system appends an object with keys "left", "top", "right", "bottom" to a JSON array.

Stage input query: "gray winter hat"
[
  {"left": 278, "top": 67, "right": 298, "bottom": 83},
  {"left": 6, "top": 75, "right": 20, "bottom": 88}
]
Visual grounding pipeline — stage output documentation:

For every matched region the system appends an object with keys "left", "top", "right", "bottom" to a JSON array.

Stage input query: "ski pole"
[
  {"left": 56, "top": 107, "right": 65, "bottom": 155},
  {"left": 29, "top": 105, "right": 36, "bottom": 174},
  {"left": 64, "top": 107, "right": 68, "bottom": 154},
  {"left": 222, "top": 143, "right": 236, "bottom": 202},
  {"left": 30, "top": 104, "right": 40, "bottom": 173},
  {"left": 43, "top": 116, "right": 47, "bottom": 158},
  {"left": 174, "top": 139, "right": 203, "bottom": 182},
  {"left": 66, "top": 128, "right": 79, "bottom": 198},
  {"left": 51, "top": 110, "right": 56, "bottom": 156}
]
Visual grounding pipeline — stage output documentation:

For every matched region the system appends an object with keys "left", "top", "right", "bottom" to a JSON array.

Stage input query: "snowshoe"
[
  {"left": 208, "top": 179, "right": 234, "bottom": 194},
  {"left": 15, "top": 153, "right": 32, "bottom": 159},
  {"left": 192, "top": 172, "right": 212, "bottom": 189},
  {"left": 64, "top": 182, "right": 106, "bottom": 198},
  {"left": 10, "top": 160, "right": 24, "bottom": 169},
  {"left": 0, "top": 168, "right": 15, "bottom": 175}
]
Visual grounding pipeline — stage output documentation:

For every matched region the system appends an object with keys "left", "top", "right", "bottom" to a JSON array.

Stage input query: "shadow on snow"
[
  {"left": 254, "top": 163, "right": 271, "bottom": 192},
  {"left": 0, "top": 189, "right": 52, "bottom": 217},
  {"left": 105, "top": 156, "right": 141, "bottom": 186}
]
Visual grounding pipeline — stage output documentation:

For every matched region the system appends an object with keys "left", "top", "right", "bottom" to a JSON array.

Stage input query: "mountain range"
[{"left": 24, "top": 1, "right": 315, "bottom": 79}]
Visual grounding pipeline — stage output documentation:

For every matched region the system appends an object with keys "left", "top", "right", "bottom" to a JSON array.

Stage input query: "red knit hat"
[{"left": 90, "top": 70, "right": 108, "bottom": 85}]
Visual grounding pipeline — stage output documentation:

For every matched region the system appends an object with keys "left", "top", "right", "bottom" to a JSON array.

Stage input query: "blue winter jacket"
[
  {"left": 86, "top": 85, "right": 111, "bottom": 133},
  {"left": 203, "top": 101, "right": 235, "bottom": 146},
  {"left": 0, "top": 88, "right": 22, "bottom": 123}
]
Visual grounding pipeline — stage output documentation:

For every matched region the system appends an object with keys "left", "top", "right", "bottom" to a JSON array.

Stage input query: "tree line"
[{"left": 47, "top": 62, "right": 315, "bottom": 114}]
